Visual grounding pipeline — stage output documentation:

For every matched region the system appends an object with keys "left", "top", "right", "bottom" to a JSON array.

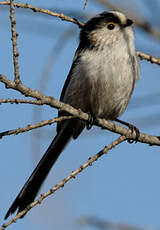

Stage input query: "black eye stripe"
[
  {"left": 83, "top": 12, "right": 120, "bottom": 30},
  {"left": 105, "top": 16, "right": 120, "bottom": 24},
  {"left": 100, "top": 12, "right": 120, "bottom": 24}
]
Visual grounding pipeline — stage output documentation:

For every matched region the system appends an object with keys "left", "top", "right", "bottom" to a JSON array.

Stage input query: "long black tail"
[{"left": 5, "top": 123, "right": 72, "bottom": 219}]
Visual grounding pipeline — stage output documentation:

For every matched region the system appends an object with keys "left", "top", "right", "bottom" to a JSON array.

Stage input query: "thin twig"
[
  {"left": 0, "top": 74, "right": 160, "bottom": 146},
  {"left": 0, "top": 98, "right": 44, "bottom": 105},
  {"left": 78, "top": 217, "right": 147, "bottom": 230},
  {"left": 83, "top": 0, "right": 88, "bottom": 9},
  {"left": 137, "top": 51, "right": 160, "bottom": 65},
  {"left": 0, "top": 1, "right": 84, "bottom": 28},
  {"left": 0, "top": 116, "right": 73, "bottom": 139},
  {"left": 9, "top": 0, "right": 21, "bottom": 84},
  {"left": 0, "top": 135, "right": 126, "bottom": 230}
]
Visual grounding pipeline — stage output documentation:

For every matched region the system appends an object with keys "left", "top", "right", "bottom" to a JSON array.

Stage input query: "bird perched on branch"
[{"left": 5, "top": 10, "right": 139, "bottom": 219}]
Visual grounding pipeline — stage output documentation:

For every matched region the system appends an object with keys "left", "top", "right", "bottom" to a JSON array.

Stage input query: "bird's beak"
[{"left": 123, "top": 19, "right": 133, "bottom": 27}]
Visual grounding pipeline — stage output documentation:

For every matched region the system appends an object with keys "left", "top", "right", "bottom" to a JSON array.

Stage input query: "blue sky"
[{"left": 0, "top": 1, "right": 160, "bottom": 230}]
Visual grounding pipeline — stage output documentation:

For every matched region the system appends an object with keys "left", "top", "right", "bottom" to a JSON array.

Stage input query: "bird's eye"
[{"left": 107, "top": 22, "right": 116, "bottom": 30}]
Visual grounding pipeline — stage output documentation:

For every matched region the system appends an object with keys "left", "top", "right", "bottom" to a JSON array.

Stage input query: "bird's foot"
[
  {"left": 115, "top": 118, "right": 140, "bottom": 143},
  {"left": 86, "top": 113, "right": 97, "bottom": 130},
  {"left": 127, "top": 124, "right": 140, "bottom": 143}
]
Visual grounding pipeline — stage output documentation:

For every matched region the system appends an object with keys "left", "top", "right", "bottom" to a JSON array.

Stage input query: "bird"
[{"left": 5, "top": 11, "right": 140, "bottom": 219}]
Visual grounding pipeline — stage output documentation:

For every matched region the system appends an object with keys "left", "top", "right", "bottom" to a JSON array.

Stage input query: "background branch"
[{"left": 78, "top": 217, "right": 150, "bottom": 230}]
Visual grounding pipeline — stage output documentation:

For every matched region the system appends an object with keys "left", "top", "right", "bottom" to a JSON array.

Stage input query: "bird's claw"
[
  {"left": 86, "top": 113, "right": 97, "bottom": 130},
  {"left": 127, "top": 124, "right": 140, "bottom": 143},
  {"left": 115, "top": 118, "right": 140, "bottom": 144}
]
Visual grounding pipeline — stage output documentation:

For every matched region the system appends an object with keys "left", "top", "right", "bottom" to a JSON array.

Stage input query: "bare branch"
[
  {"left": 0, "top": 98, "right": 44, "bottom": 105},
  {"left": 9, "top": 0, "right": 21, "bottom": 84},
  {"left": 0, "top": 116, "right": 73, "bottom": 139},
  {"left": 137, "top": 51, "right": 160, "bottom": 65},
  {"left": 0, "top": 1, "right": 83, "bottom": 28},
  {"left": 0, "top": 74, "right": 160, "bottom": 146},
  {"left": 0, "top": 135, "right": 126, "bottom": 229}
]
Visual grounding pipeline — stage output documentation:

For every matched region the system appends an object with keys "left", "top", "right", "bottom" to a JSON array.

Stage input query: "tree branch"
[
  {"left": 0, "top": 98, "right": 44, "bottom": 105},
  {"left": 0, "top": 1, "right": 83, "bottom": 28},
  {"left": 9, "top": 0, "right": 21, "bottom": 84},
  {"left": 0, "top": 116, "right": 73, "bottom": 139},
  {"left": 137, "top": 51, "right": 160, "bottom": 65},
  {"left": 0, "top": 74, "right": 160, "bottom": 146}
]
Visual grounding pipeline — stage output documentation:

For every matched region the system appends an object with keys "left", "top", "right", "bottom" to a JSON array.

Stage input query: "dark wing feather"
[{"left": 57, "top": 45, "right": 82, "bottom": 133}]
